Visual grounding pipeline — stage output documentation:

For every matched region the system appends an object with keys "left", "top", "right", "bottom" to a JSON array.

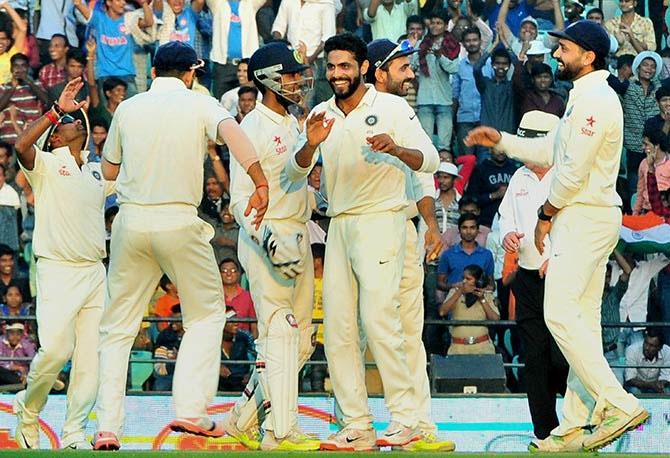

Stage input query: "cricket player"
[
  {"left": 225, "top": 42, "right": 320, "bottom": 451},
  {"left": 497, "top": 111, "right": 569, "bottom": 443},
  {"left": 286, "top": 33, "right": 439, "bottom": 451},
  {"left": 12, "top": 79, "right": 111, "bottom": 449},
  {"left": 364, "top": 38, "right": 452, "bottom": 452},
  {"left": 93, "top": 41, "right": 268, "bottom": 450},
  {"left": 465, "top": 21, "right": 648, "bottom": 452}
]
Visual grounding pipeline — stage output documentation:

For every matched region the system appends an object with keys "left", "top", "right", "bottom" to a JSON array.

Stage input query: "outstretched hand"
[
  {"left": 245, "top": 185, "right": 269, "bottom": 229},
  {"left": 305, "top": 111, "right": 334, "bottom": 147},
  {"left": 56, "top": 77, "right": 87, "bottom": 113},
  {"left": 463, "top": 126, "right": 502, "bottom": 148}
]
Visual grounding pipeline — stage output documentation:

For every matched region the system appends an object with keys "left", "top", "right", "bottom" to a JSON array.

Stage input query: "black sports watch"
[{"left": 537, "top": 205, "right": 552, "bottom": 222}]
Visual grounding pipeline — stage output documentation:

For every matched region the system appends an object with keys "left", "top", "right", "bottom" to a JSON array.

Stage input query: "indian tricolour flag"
[{"left": 617, "top": 212, "right": 670, "bottom": 255}]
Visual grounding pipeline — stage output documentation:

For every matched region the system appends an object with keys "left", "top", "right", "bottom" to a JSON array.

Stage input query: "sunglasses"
[
  {"left": 375, "top": 40, "right": 414, "bottom": 69},
  {"left": 58, "top": 114, "right": 76, "bottom": 126}
]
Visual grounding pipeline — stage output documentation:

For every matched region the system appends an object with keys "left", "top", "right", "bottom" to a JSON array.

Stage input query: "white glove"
[{"left": 261, "top": 225, "right": 305, "bottom": 279}]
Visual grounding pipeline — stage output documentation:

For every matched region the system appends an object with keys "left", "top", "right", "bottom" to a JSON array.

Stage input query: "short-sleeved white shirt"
[
  {"left": 20, "top": 147, "right": 109, "bottom": 263},
  {"left": 103, "top": 77, "right": 233, "bottom": 207},
  {"left": 230, "top": 103, "right": 309, "bottom": 229}
]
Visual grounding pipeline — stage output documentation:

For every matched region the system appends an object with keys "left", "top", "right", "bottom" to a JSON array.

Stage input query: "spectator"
[
  {"left": 434, "top": 162, "right": 461, "bottom": 234},
  {"left": 207, "top": 0, "right": 265, "bottom": 100},
  {"left": 46, "top": 48, "right": 89, "bottom": 107},
  {"left": 496, "top": 0, "right": 562, "bottom": 59},
  {"left": 235, "top": 85, "right": 258, "bottom": 123},
  {"left": 87, "top": 63, "right": 127, "bottom": 128},
  {"left": 271, "top": 0, "right": 336, "bottom": 106},
  {"left": 308, "top": 243, "right": 326, "bottom": 391},
  {"left": 0, "top": 3, "right": 27, "bottom": 85},
  {"left": 0, "top": 245, "right": 28, "bottom": 301},
  {"left": 35, "top": 0, "right": 80, "bottom": 61},
  {"left": 515, "top": 62, "right": 565, "bottom": 118},
  {"left": 0, "top": 53, "right": 48, "bottom": 144},
  {"left": 441, "top": 196, "right": 491, "bottom": 251},
  {"left": 220, "top": 258, "right": 257, "bottom": 338},
  {"left": 88, "top": 119, "right": 109, "bottom": 163},
  {"left": 605, "top": 253, "right": 632, "bottom": 384},
  {"left": 219, "top": 306, "right": 255, "bottom": 391},
  {"left": 0, "top": 163, "right": 19, "bottom": 251},
  {"left": 0, "top": 141, "right": 14, "bottom": 187},
  {"left": 624, "top": 328, "right": 670, "bottom": 394},
  {"left": 38, "top": 34, "right": 69, "bottom": 89},
  {"left": 453, "top": 152, "right": 477, "bottom": 194},
  {"left": 608, "top": 51, "right": 661, "bottom": 197},
  {"left": 605, "top": 0, "right": 656, "bottom": 57},
  {"left": 73, "top": 0, "right": 154, "bottom": 98},
  {"left": 152, "top": 303, "right": 183, "bottom": 391},
  {"left": 153, "top": 274, "right": 180, "bottom": 332},
  {"left": 437, "top": 212, "right": 494, "bottom": 292},
  {"left": 510, "top": 38, "right": 551, "bottom": 90},
  {"left": 562, "top": 0, "right": 584, "bottom": 26},
  {"left": 155, "top": 0, "right": 205, "bottom": 50},
  {"left": 486, "top": 0, "right": 532, "bottom": 37},
  {"left": 474, "top": 42, "right": 516, "bottom": 136},
  {"left": 615, "top": 54, "right": 635, "bottom": 83},
  {"left": 641, "top": 85, "right": 670, "bottom": 150},
  {"left": 0, "top": 322, "right": 34, "bottom": 384},
  {"left": 400, "top": 14, "right": 424, "bottom": 111},
  {"left": 414, "top": 9, "right": 459, "bottom": 151},
  {"left": 635, "top": 123, "right": 670, "bottom": 215},
  {"left": 199, "top": 174, "right": 229, "bottom": 226},
  {"left": 219, "top": 58, "right": 257, "bottom": 117},
  {"left": 211, "top": 203, "right": 239, "bottom": 265},
  {"left": 364, "top": 0, "right": 417, "bottom": 41},
  {"left": 465, "top": 147, "right": 518, "bottom": 228},
  {"left": 1, "top": 283, "right": 29, "bottom": 317},
  {"left": 439, "top": 263, "right": 498, "bottom": 355},
  {"left": 453, "top": 27, "right": 484, "bottom": 157}
]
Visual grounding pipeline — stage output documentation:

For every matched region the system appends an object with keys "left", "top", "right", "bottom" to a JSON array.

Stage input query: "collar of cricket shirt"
[
  {"left": 569, "top": 69, "right": 610, "bottom": 99},
  {"left": 149, "top": 77, "right": 188, "bottom": 93},
  {"left": 256, "top": 102, "right": 292, "bottom": 125},
  {"left": 327, "top": 83, "right": 378, "bottom": 117}
]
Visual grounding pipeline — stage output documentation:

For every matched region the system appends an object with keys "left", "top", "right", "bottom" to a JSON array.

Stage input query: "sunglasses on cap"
[{"left": 375, "top": 40, "right": 414, "bottom": 69}]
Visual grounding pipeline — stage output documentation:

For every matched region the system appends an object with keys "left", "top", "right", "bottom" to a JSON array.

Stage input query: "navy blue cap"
[
  {"left": 548, "top": 20, "right": 610, "bottom": 59},
  {"left": 153, "top": 41, "right": 201, "bottom": 71},
  {"left": 366, "top": 39, "right": 417, "bottom": 81},
  {"left": 248, "top": 42, "right": 309, "bottom": 82}
]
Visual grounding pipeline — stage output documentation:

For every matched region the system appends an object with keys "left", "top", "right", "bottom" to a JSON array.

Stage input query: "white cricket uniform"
[
  {"left": 97, "top": 77, "right": 234, "bottom": 437},
  {"left": 18, "top": 146, "right": 111, "bottom": 446},
  {"left": 228, "top": 103, "right": 313, "bottom": 438},
  {"left": 495, "top": 70, "right": 640, "bottom": 434},
  {"left": 285, "top": 85, "right": 439, "bottom": 429}
]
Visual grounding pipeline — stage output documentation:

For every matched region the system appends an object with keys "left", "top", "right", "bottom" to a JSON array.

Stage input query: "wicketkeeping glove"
[{"left": 261, "top": 225, "right": 305, "bottom": 279}]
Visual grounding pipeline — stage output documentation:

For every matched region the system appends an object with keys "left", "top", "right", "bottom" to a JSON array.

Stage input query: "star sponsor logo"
[
  {"left": 58, "top": 165, "right": 71, "bottom": 177},
  {"left": 586, "top": 116, "right": 596, "bottom": 127},
  {"left": 273, "top": 136, "right": 287, "bottom": 154}
]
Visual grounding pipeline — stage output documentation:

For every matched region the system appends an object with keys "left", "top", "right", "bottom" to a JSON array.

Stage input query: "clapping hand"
[{"left": 305, "top": 111, "right": 334, "bottom": 147}]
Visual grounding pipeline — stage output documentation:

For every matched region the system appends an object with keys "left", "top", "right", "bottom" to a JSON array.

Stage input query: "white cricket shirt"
[
  {"left": 20, "top": 147, "right": 111, "bottom": 263},
  {"left": 103, "top": 77, "right": 233, "bottom": 207},
  {"left": 230, "top": 103, "right": 309, "bottom": 232},
  {"left": 286, "top": 85, "right": 439, "bottom": 217},
  {"left": 498, "top": 166, "right": 553, "bottom": 270},
  {"left": 271, "top": 0, "right": 337, "bottom": 58},
  {"left": 497, "top": 70, "right": 623, "bottom": 210}
]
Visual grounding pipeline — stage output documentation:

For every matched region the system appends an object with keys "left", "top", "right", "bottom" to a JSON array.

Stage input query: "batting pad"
[{"left": 260, "top": 308, "right": 300, "bottom": 438}]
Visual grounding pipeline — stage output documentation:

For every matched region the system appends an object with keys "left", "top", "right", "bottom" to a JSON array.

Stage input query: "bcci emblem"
[
  {"left": 92, "top": 171, "right": 101, "bottom": 181},
  {"left": 365, "top": 115, "right": 378, "bottom": 126}
]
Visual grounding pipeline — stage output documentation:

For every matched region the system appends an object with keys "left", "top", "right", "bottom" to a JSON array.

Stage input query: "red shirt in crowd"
[{"left": 225, "top": 286, "right": 256, "bottom": 333}]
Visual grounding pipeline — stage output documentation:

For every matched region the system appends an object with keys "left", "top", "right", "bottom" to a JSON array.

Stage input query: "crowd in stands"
[{"left": 1, "top": 0, "right": 670, "bottom": 396}]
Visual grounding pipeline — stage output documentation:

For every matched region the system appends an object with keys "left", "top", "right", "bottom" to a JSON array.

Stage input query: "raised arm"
[
  {"left": 73, "top": 0, "right": 92, "bottom": 21},
  {"left": 137, "top": 0, "right": 155, "bottom": 28},
  {"left": 365, "top": 0, "right": 381, "bottom": 20},
  {"left": 1, "top": 2, "right": 27, "bottom": 52},
  {"left": 86, "top": 38, "right": 101, "bottom": 108}
]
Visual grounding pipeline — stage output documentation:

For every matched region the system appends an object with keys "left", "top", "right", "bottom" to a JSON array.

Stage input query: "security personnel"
[
  {"left": 466, "top": 20, "right": 648, "bottom": 452},
  {"left": 224, "top": 41, "right": 320, "bottom": 451},
  {"left": 12, "top": 80, "right": 111, "bottom": 450},
  {"left": 286, "top": 33, "right": 439, "bottom": 451},
  {"left": 95, "top": 41, "right": 268, "bottom": 450},
  {"left": 498, "top": 111, "right": 569, "bottom": 442}
]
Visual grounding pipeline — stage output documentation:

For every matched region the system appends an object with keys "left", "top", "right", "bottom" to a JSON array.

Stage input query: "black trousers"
[{"left": 511, "top": 267, "right": 569, "bottom": 439}]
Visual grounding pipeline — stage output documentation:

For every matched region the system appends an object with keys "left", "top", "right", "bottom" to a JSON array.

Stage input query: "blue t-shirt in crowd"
[
  {"left": 438, "top": 243, "right": 495, "bottom": 285},
  {"left": 169, "top": 7, "right": 199, "bottom": 49},
  {"left": 487, "top": 1, "right": 532, "bottom": 37},
  {"left": 89, "top": 9, "right": 136, "bottom": 78},
  {"left": 227, "top": 0, "right": 242, "bottom": 59}
]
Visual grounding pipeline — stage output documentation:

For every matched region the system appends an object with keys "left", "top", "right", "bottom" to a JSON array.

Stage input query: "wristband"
[
  {"left": 45, "top": 109, "right": 59, "bottom": 125},
  {"left": 256, "top": 183, "right": 269, "bottom": 190},
  {"left": 52, "top": 102, "right": 65, "bottom": 117}
]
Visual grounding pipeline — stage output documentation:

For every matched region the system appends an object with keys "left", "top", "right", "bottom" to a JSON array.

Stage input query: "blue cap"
[
  {"left": 366, "top": 39, "right": 417, "bottom": 82},
  {"left": 153, "top": 41, "right": 201, "bottom": 72},
  {"left": 548, "top": 20, "right": 610, "bottom": 59},
  {"left": 248, "top": 42, "right": 309, "bottom": 82}
]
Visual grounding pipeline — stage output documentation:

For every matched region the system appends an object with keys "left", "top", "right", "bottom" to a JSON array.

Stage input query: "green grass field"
[{"left": 0, "top": 452, "right": 668, "bottom": 457}]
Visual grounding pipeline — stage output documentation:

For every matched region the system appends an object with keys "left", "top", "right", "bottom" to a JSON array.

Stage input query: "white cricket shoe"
[
  {"left": 320, "top": 426, "right": 377, "bottom": 451},
  {"left": 13, "top": 390, "right": 39, "bottom": 449},
  {"left": 376, "top": 421, "right": 421, "bottom": 447}
]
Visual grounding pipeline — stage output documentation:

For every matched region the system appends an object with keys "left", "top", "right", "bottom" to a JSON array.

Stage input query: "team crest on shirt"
[
  {"left": 180, "top": 18, "right": 188, "bottom": 27},
  {"left": 119, "top": 24, "right": 128, "bottom": 35},
  {"left": 58, "top": 165, "right": 71, "bottom": 177},
  {"left": 273, "top": 136, "right": 287, "bottom": 154},
  {"left": 92, "top": 171, "right": 101, "bottom": 181},
  {"left": 365, "top": 115, "right": 377, "bottom": 126}
]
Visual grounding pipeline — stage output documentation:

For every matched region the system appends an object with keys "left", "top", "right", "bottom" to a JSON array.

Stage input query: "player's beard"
[
  {"left": 555, "top": 58, "right": 579, "bottom": 81},
  {"left": 329, "top": 75, "right": 361, "bottom": 100},
  {"left": 386, "top": 77, "right": 412, "bottom": 97}
]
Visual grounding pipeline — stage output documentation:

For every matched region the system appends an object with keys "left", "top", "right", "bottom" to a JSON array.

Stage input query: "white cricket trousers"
[
  {"left": 96, "top": 204, "right": 226, "bottom": 437},
  {"left": 544, "top": 204, "right": 640, "bottom": 436},
  {"left": 398, "top": 221, "right": 434, "bottom": 433},
  {"left": 24, "top": 258, "right": 105, "bottom": 445},
  {"left": 324, "top": 211, "right": 416, "bottom": 429},
  {"left": 235, "top": 220, "right": 314, "bottom": 437}
]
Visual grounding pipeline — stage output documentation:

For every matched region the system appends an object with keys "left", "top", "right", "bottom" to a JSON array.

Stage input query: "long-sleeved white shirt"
[
  {"left": 495, "top": 70, "right": 623, "bottom": 210},
  {"left": 230, "top": 103, "right": 309, "bottom": 235},
  {"left": 498, "top": 167, "right": 554, "bottom": 270},
  {"left": 207, "top": 0, "right": 264, "bottom": 65},
  {"left": 285, "top": 85, "right": 439, "bottom": 217},
  {"left": 619, "top": 254, "right": 670, "bottom": 324},
  {"left": 271, "top": 0, "right": 338, "bottom": 58}
]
